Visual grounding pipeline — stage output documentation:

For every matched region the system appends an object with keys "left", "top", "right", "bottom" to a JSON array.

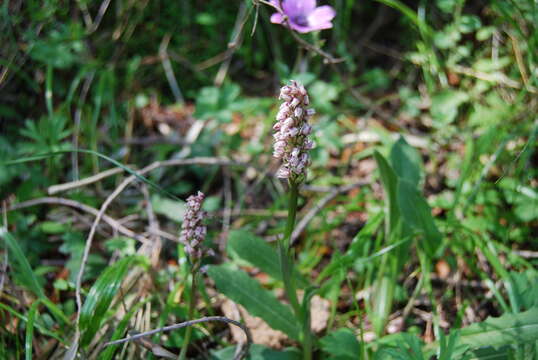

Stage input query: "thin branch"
[
  {"left": 290, "top": 180, "right": 369, "bottom": 245},
  {"left": 88, "top": 0, "right": 112, "bottom": 34},
  {"left": 7, "top": 197, "right": 151, "bottom": 244},
  {"left": 48, "top": 167, "right": 124, "bottom": 195},
  {"left": 450, "top": 64, "right": 537, "bottom": 94},
  {"left": 104, "top": 316, "right": 252, "bottom": 360},
  {"left": 214, "top": 1, "right": 250, "bottom": 86}
]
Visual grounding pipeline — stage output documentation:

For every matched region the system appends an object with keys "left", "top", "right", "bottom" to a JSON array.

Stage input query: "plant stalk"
[
  {"left": 179, "top": 271, "right": 197, "bottom": 360},
  {"left": 279, "top": 181, "right": 312, "bottom": 360}
]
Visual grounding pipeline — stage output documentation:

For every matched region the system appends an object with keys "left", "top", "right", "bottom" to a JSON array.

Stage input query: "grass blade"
[
  {"left": 25, "top": 300, "right": 41, "bottom": 360},
  {"left": 80, "top": 255, "right": 146, "bottom": 347},
  {"left": 0, "top": 228, "right": 44, "bottom": 298}
]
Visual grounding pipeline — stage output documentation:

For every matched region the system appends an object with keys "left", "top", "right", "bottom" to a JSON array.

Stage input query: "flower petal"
[
  {"left": 270, "top": 13, "right": 284, "bottom": 24},
  {"left": 282, "top": 0, "right": 317, "bottom": 18},
  {"left": 307, "top": 5, "right": 336, "bottom": 27},
  {"left": 287, "top": 22, "right": 316, "bottom": 33}
]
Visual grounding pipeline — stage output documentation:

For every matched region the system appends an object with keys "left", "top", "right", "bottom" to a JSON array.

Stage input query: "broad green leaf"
[
  {"left": 210, "top": 344, "right": 301, "bottom": 360},
  {"left": 374, "top": 151, "right": 399, "bottom": 234},
  {"left": 508, "top": 271, "right": 538, "bottom": 311},
  {"left": 466, "top": 346, "right": 512, "bottom": 360},
  {"left": 390, "top": 136, "right": 422, "bottom": 189},
  {"left": 424, "top": 307, "right": 538, "bottom": 354},
  {"left": 227, "top": 230, "right": 308, "bottom": 288},
  {"left": 207, "top": 264, "right": 300, "bottom": 340},
  {"left": 397, "top": 180, "right": 441, "bottom": 256},
  {"left": 459, "top": 307, "right": 538, "bottom": 347},
  {"left": 320, "top": 328, "right": 361, "bottom": 359},
  {"left": 80, "top": 256, "right": 146, "bottom": 347}
]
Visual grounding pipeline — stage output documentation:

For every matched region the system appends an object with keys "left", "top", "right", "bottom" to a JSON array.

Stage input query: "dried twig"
[
  {"left": 214, "top": 1, "right": 249, "bottom": 86},
  {"left": 88, "top": 0, "right": 112, "bottom": 34},
  {"left": 104, "top": 316, "right": 252, "bottom": 360},
  {"left": 48, "top": 167, "right": 125, "bottom": 195},
  {"left": 7, "top": 197, "right": 150, "bottom": 244}
]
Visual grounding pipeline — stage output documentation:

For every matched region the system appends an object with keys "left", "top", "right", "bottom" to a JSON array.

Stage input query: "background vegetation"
[{"left": 0, "top": 0, "right": 537, "bottom": 359}]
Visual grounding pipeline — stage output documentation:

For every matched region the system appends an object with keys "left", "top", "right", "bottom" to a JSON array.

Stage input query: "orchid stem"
[
  {"left": 179, "top": 270, "right": 197, "bottom": 360},
  {"left": 279, "top": 181, "right": 312, "bottom": 360}
]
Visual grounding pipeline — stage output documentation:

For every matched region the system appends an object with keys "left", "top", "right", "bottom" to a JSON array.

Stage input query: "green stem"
[
  {"left": 179, "top": 271, "right": 197, "bottom": 360},
  {"left": 279, "top": 181, "right": 312, "bottom": 360},
  {"left": 283, "top": 182, "right": 299, "bottom": 248}
]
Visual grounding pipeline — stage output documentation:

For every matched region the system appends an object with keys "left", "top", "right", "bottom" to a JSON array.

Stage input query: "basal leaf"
[
  {"left": 80, "top": 256, "right": 146, "bottom": 347},
  {"left": 207, "top": 264, "right": 300, "bottom": 340},
  {"left": 397, "top": 180, "right": 441, "bottom": 256},
  {"left": 390, "top": 136, "right": 422, "bottom": 189},
  {"left": 374, "top": 151, "right": 399, "bottom": 234},
  {"left": 227, "top": 230, "right": 308, "bottom": 288}
]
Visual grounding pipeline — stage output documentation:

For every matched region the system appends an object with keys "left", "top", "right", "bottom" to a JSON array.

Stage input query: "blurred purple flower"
[{"left": 270, "top": 0, "right": 336, "bottom": 33}]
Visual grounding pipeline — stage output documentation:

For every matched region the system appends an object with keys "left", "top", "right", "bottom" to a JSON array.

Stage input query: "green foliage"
[
  {"left": 319, "top": 328, "right": 361, "bottom": 360},
  {"left": 207, "top": 264, "right": 301, "bottom": 340},
  {"left": 211, "top": 344, "right": 301, "bottom": 360},
  {"left": 227, "top": 229, "right": 308, "bottom": 288},
  {"left": 396, "top": 180, "right": 441, "bottom": 256},
  {"left": 458, "top": 307, "right": 538, "bottom": 349},
  {"left": 1, "top": 0, "right": 537, "bottom": 357},
  {"left": 0, "top": 229, "right": 45, "bottom": 298},
  {"left": 194, "top": 83, "right": 241, "bottom": 123},
  {"left": 79, "top": 256, "right": 147, "bottom": 347}
]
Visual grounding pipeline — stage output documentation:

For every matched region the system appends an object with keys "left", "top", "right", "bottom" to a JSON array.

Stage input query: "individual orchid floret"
[
  {"left": 270, "top": 0, "right": 336, "bottom": 34},
  {"left": 179, "top": 191, "right": 209, "bottom": 261},
  {"left": 273, "top": 80, "right": 315, "bottom": 181}
]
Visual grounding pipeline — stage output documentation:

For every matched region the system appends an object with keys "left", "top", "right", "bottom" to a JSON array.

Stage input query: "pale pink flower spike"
[{"left": 273, "top": 80, "right": 315, "bottom": 181}]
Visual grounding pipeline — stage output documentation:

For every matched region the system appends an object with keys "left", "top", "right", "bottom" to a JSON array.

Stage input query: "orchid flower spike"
[
  {"left": 270, "top": 0, "right": 336, "bottom": 34},
  {"left": 273, "top": 80, "right": 315, "bottom": 182},
  {"left": 179, "top": 191, "right": 210, "bottom": 261}
]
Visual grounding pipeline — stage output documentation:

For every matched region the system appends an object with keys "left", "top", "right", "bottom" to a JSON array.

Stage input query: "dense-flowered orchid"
[
  {"left": 273, "top": 80, "right": 315, "bottom": 181},
  {"left": 270, "top": 0, "right": 336, "bottom": 33}
]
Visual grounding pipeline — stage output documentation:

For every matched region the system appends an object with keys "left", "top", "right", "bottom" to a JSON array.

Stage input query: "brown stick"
[
  {"left": 7, "top": 197, "right": 150, "bottom": 244},
  {"left": 104, "top": 316, "right": 252, "bottom": 360}
]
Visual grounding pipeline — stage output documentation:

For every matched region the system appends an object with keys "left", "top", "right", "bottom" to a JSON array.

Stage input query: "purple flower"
[{"left": 270, "top": 0, "right": 336, "bottom": 33}]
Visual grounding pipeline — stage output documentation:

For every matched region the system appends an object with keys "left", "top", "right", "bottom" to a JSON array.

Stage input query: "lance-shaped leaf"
[{"left": 207, "top": 264, "right": 300, "bottom": 340}]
